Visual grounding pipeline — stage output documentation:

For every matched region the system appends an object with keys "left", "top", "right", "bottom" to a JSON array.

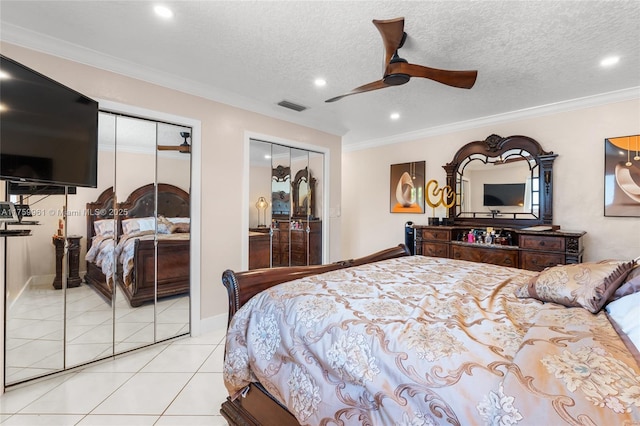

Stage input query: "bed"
[
  {"left": 221, "top": 244, "right": 640, "bottom": 425},
  {"left": 84, "top": 183, "right": 190, "bottom": 307}
]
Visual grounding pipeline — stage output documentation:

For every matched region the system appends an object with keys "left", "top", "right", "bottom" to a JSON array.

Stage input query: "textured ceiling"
[{"left": 1, "top": 1, "right": 639, "bottom": 148}]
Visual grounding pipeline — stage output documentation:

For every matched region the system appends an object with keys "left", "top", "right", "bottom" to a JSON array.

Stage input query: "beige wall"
[
  {"left": 0, "top": 42, "right": 343, "bottom": 322},
  {"left": 342, "top": 99, "right": 640, "bottom": 262}
]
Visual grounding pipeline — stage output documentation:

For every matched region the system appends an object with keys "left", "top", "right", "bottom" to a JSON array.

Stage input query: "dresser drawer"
[
  {"left": 520, "top": 251, "right": 565, "bottom": 271},
  {"left": 420, "top": 229, "right": 450, "bottom": 241},
  {"left": 451, "top": 245, "right": 518, "bottom": 268},
  {"left": 420, "top": 242, "right": 448, "bottom": 258},
  {"left": 290, "top": 230, "right": 306, "bottom": 242},
  {"left": 290, "top": 250, "right": 308, "bottom": 265},
  {"left": 519, "top": 235, "right": 564, "bottom": 252}
]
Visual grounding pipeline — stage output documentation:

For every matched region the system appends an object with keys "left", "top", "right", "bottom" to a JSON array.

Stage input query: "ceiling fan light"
[
  {"left": 600, "top": 56, "right": 620, "bottom": 67},
  {"left": 154, "top": 5, "right": 174, "bottom": 19}
]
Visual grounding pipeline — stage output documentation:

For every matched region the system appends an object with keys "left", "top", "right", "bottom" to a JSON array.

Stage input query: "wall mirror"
[
  {"left": 444, "top": 134, "right": 557, "bottom": 226},
  {"left": 249, "top": 139, "right": 324, "bottom": 269},
  {"left": 292, "top": 167, "right": 316, "bottom": 219},
  {"left": 3, "top": 112, "right": 191, "bottom": 387},
  {"left": 272, "top": 146, "right": 291, "bottom": 218}
]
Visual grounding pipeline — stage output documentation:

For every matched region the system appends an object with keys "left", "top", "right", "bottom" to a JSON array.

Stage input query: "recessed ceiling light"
[
  {"left": 314, "top": 78, "right": 327, "bottom": 87},
  {"left": 264, "top": 154, "right": 271, "bottom": 159},
  {"left": 154, "top": 5, "right": 174, "bottom": 19},
  {"left": 600, "top": 56, "right": 620, "bottom": 67},
  {"left": 390, "top": 112, "right": 400, "bottom": 120}
]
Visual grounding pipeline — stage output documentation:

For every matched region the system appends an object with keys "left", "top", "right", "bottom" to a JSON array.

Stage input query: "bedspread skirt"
[{"left": 224, "top": 256, "right": 640, "bottom": 425}]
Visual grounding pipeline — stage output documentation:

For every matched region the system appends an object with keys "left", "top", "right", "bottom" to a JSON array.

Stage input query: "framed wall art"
[
  {"left": 390, "top": 161, "right": 425, "bottom": 213},
  {"left": 604, "top": 135, "right": 640, "bottom": 217}
]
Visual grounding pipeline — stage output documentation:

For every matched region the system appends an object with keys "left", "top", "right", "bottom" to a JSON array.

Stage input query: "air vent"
[{"left": 277, "top": 100, "right": 307, "bottom": 112}]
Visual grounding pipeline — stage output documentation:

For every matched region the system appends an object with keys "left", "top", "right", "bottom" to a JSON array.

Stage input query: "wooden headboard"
[
  {"left": 86, "top": 183, "right": 190, "bottom": 249},
  {"left": 86, "top": 186, "right": 116, "bottom": 250},
  {"left": 119, "top": 183, "right": 190, "bottom": 219}
]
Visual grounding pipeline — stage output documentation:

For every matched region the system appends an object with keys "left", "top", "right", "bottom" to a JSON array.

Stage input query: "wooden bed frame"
[
  {"left": 219, "top": 244, "right": 411, "bottom": 426},
  {"left": 85, "top": 183, "right": 190, "bottom": 307}
]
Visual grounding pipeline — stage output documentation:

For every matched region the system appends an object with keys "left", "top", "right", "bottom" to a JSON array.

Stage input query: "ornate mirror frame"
[
  {"left": 443, "top": 134, "right": 557, "bottom": 227},
  {"left": 292, "top": 167, "right": 316, "bottom": 219}
]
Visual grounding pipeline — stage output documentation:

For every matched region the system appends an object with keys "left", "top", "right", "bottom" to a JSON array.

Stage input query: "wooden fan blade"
[
  {"left": 158, "top": 145, "right": 191, "bottom": 153},
  {"left": 389, "top": 62, "right": 478, "bottom": 89},
  {"left": 372, "top": 17, "right": 405, "bottom": 67},
  {"left": 325, "top": 79, "right": 390, "bottom": 103}
]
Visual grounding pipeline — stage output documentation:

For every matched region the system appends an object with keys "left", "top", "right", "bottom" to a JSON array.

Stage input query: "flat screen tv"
[
  {"left": 483, "top": 183, "right": 526, "bottom": 206},
  {"left": 0, "top": 54, "right": 98, "bottom": 188}
]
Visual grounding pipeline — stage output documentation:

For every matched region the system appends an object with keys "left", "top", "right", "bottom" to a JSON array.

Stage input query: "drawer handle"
[{"left": 539, "top": 241, "right": 545, "bottom": 246}]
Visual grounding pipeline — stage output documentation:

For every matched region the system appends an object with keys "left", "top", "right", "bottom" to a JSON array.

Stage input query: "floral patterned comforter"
[
  {"left": 224, "top": 256, "right": 640, "bottom": 425},
  {"left": 86, "top": 231, "right": 189, "bottom": 288}
]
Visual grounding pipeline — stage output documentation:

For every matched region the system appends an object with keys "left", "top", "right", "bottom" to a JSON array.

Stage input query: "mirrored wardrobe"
[
  {"left": 3, "top": 112, "right": 191, "bottom": 386},
  {"left": 249, "top": 139, "right": 324, "bottom": 269}
]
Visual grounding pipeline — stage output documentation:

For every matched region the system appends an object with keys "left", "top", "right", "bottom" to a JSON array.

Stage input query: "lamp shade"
[
  {"left": 255, "top": 196, "right": 269, "bottom": 227},
  {"left": 255, "top": 196, "right": 269, "bottom": 210}
]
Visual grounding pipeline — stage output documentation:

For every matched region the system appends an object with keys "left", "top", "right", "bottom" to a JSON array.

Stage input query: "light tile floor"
[
  {"left": 0, "top": 327, "right": 229, "bottom": 425},
  {"left": 6, "top": 281, "right": 190, "bottom": 384}
]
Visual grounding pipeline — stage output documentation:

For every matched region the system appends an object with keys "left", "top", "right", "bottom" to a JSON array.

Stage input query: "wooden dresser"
[
  {"left": 248, "top": 231, "right": 271, "bottom": 269},
  {"left": 271, "top": 220, "right": 322, "bottom": 267},
  {"left": 413, "top": 225, "right": 585, "bottom": 271}
]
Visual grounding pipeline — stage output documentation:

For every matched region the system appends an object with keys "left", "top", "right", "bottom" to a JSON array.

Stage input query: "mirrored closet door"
[
  {"left": 3, "top": 112, "right": 192, "bottom": 387},
  {"left": 248, "top": 139, "right": 324, "bottom": 269}
]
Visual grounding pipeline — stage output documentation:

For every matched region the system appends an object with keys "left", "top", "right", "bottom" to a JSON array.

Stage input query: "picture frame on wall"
[
  {"left": 604, "top": 135, "right": 640, "bottom": 217},
  {"left": 390, "top": 161, "right": 425, "bottom": 214}
]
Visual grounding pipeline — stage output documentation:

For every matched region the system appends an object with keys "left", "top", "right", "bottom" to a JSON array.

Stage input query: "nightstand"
[{"left": 52, "top": 235, "right": 83, "bottom": 289}]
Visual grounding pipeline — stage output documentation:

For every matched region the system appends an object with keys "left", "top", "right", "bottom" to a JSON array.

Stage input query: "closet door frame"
[
  {"left": 98, "top": 100, "right": 202, "bottom": 337},
  {"left": 243, "top": 131, "right": 330, "bottom": 270}
]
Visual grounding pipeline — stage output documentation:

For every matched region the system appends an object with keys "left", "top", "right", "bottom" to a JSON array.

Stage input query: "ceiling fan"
[
  {"left": 325, "top": 17, "right": 478, "bottom": 103},
  {"left": 157, "top": 131, "right": 191, "bottom": 154}
]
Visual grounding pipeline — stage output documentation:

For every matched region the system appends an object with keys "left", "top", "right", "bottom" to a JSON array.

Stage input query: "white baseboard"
[{"left": 194, "top": 312, "right": 228, "bottom": 336}]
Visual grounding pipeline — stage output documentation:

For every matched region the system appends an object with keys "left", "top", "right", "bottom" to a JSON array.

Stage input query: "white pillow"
[
  {"left": 167, "top": 217, "right": 190, "bottom": 224},
  {"left": 94, "top": 219, "right": 115, "bottom": 236},
  {"left": 606, "top": 291, "right": 640, "bottom": 352},
  {"left": 121, "top": 217, "right": 155, "bottom": 234}
]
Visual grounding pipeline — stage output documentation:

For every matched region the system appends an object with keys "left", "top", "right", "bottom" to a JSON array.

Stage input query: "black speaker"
[{"left": 404, "top": 221, "right": 415, "bottom": 255}]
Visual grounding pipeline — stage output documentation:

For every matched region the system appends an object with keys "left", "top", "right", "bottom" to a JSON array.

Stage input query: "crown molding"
[
  {"left": 0, "top": 23, "right": 348, "bottom": 137},
  {"left": 343, "top": 87, "right": 640, "bottom": 152}
]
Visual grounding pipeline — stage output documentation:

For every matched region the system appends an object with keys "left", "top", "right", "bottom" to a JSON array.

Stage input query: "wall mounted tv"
[
  {"left": 483, "top": 183, "right": 526, "bottom": 206},
  {"left": 0, "top": 54, "right": 98, "bottom": 188}
]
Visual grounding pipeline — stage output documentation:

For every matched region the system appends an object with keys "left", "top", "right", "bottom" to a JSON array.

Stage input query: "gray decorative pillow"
[
  {"left": 516, "top": 261, "right": 634, "bottom": 313},
  {"left": 609, "top": 265, "right": 640, "bottom": 302}
]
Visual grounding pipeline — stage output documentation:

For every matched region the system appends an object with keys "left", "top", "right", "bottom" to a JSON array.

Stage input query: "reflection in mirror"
[
  {"left": 456, "top": 149, "right": 539, "bottom": 219},
  {"left": 445, "top": 134, "right": 556, "bottom": 226},
  {"left": 155, "top": 122, "right": 191, "bottom": 342},
  {"left": 309, "top": 151, "right": 324, "bottom": 221},
  {"left": 291, "top": 148, "right": 310, "bottom": 219},
  {"left": 248, "top": 139, "right": 275, "bottom": 269},
  {"left": 271, "top": 144, "right": 291, "bottom": 220},
  {"left": 271, "top": 144, "right": 291, "bottom": 267},
  {"left": 112, "top": 115, "right": 156, "bottom": 353},
  {"left": 248, "top": 140, "right": 324, "bottom": 269},
  {"left": 4, "top": 187, "right": 66, "bottom": 384},
  {"left": 63, "top": 111, "right": 116, "bottom": 369},
  {"left": 290, "top": 148, "right": 309, "bottom": 266},
  {"left": 4, "top": 111, "right": 193, "bottom": 386}
]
